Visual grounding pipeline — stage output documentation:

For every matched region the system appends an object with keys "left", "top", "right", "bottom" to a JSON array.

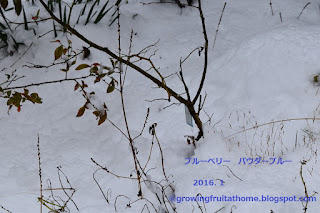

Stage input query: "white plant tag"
[{"left": 185, "top": 105, "right": 193, "bottom": 127}]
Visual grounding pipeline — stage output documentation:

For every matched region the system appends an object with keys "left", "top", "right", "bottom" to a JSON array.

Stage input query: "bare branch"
[
  {"left": 223, "top": 165, "right": 242, "bottom": 181},
  {"left": 3, "top": 74, "right": 93, "bottom": 91},
  {"left": 93, "top": 169, "right": 110, "bottom": 204},
  {"left": 57, "top": 166, "right": 79, "bottom": 211},
  {"left": 10, "top": 42, "right": 34, "bottom": 67},
  {"left": 0, "top": 205, "right": 12, "bottom": 213},
  {"left": 297, "top": 2, "right": 311, "bottom": 19},
  {"left": 133, "top": 108, "right": 150, "bottom": 140},
  {"left": 212, "top": 2, "right": 227, "bottom": 50},
  {"left": 91, "top": 158, "right": 138, "bottom": 180},
  {"left": 37, "top": 135, "right": 43, "bottom": 213},
  {"left": 192, "top": 0, "right": 208, "bottom": 105},
  {"left": 38, "top": 0, "right": 189, "bottom": 107},
  {"left": 269, "top": 0, "right": 274, "bottom": 16},
  {"left": 179, "top": 57, "right": 191, "bottom": 102}
]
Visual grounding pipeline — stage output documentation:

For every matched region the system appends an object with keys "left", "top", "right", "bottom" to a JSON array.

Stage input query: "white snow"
[{"left": 1, "top": 0, "right": 320, "bottom": 212}]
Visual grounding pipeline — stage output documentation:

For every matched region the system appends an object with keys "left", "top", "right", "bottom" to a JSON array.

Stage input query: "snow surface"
[{"left": 1, "top": 0, "right": 320, "bottom": 212}]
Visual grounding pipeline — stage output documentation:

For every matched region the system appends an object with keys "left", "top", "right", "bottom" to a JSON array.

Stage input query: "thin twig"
[
  {"left": 225, "top": 117, "right": 320, "bottom": 138},
  {"left": 133, "top": 108, "right": 150, "bottom": 141},
  {"left": 154, "top": 132, "right": 168, "bottom": 180},
  {"left": 163, "top": 102, "right": 181, "bottom": 109},
  {"left": 179, "top": 58, "right": 191, "bottom": 102},
  {"left": 0, "top": 205, "right": 12, "bottom": 213},
  {"left": 297, "top": 2, "right": 311, "bottom": 20},
  {"left": 37, "top": 135, "right": 43, "bottom": 213},
  {"left": 116, "top": 5, "right": 143, "bottom": 197},
  {"left": 0, "top": 70, "right": 25, "bottom": 88},
  {"left": 23, "top": 48, "right": 84, "bottom": 69},
  {"left": 212, "top": 2, "right": 226, "bottom": 50},
  {"left": 107, "top": 118, "right": 129, "bottom": 139},
  {"left": 57, "top": 167, "right": 79, "bottom": 211},
  {"left": 269, "top": 0, "right": 274, "bottom": 16},
  {"left": 300, "top": 161, "right": 308, "bottom": 213},
  {"left": 195, "top": 193, "right": 205, "bottom": 213},
  {"left": 114, "top": 195, "right": 159, "bottom": 213},
  {"left": 198, "top": 92, "right": 207, "bottom": 114},
  {"left": 142, "top": 1, "right": 197, "bottom": 8},
  {"left": 46, "top": 179, "right": 62, "bottom": 208},
  {"left": 93, "top": 169, "right": 110, "bottom": 204},
  {"left": 42, "top": 187, "right": 74, "bottom": 191},
  {"left": 145, "top": 98, "right": 169, "bottom": 102},
  {"left": 203, "top": 108, "right": 214, "bottom": 125},
  {"left": 214, "top": 207, "right": 225, "bottom": 213},
  {"left": 122, "top": 29, "right": 134, "bottom": 86},
  {"left": 143, "top": 138, "right": 154, "bottom": 171},
  {"left": 181, "top": 46, "right": 202, "bottom": 64},
  {"left": 3, "top": 74, "right": 93, "bottom": 91},
  {"left": 192, "top": 0, "right": 208, "bottom": 105},
  {"left": 223, "top": 165, "right": 242, "bottom": 181},
  {"left": 10, "top": 42, "right": 33, "bottom": 67},
  {"left": 8, "top": 17, "right": 51, "bottom": 25},
  {"left": 91, "top": 158, "right": 137, "bottom": 180}
]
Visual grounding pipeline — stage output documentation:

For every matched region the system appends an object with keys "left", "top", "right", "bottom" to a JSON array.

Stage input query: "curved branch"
[
  {"left": 38, "top": 0, "right": 188, "bottom": 106},
  {"left": 192, "top": 0, "right": 208, "bottom": 105}
]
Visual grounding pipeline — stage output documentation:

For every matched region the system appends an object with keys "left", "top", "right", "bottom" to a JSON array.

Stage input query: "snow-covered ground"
[{"left": 1, "top": 0, "right": 320, "bottom": 212}]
